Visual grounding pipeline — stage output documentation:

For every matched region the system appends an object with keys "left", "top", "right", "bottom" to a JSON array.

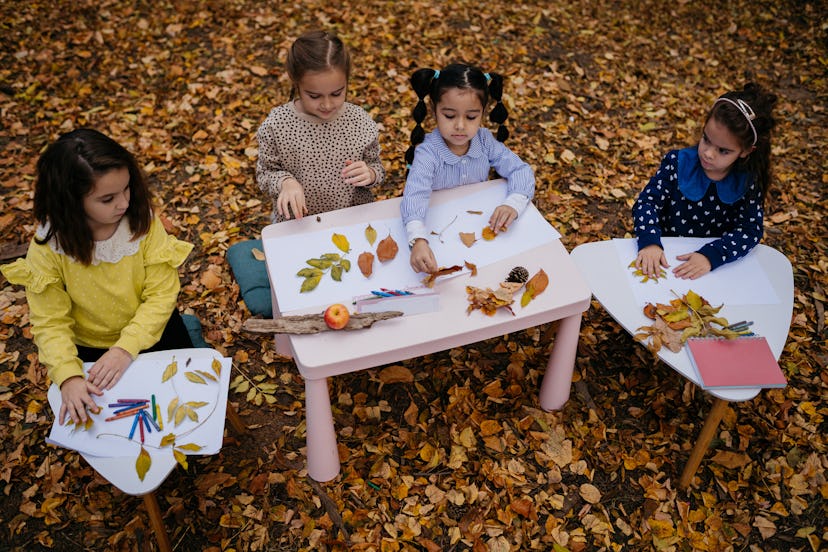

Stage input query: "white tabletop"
[
  {"left": 263, "top": 180, "right": 592, "bottom": 379},
  {"left": 570, "top": 240, "right": 794, "bottom": 401},
  {"left": 47, "top": 349, "right": 231, "bottom": 495}
]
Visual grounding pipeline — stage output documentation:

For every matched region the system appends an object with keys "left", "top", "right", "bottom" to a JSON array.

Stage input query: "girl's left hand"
[
  {"left": 342, "top": 160, "right": 375, "bottom": 187},
  {"left": 673, "top": 252, "right": 712, "bottom": 280},
  {"left": 489, "top": 205, "right": 518, "bottom": 234},
  {"left": 86, "top": 346, "right": 133, "bottom": 390}
]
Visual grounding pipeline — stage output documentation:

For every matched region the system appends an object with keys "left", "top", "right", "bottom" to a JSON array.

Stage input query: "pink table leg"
[
  {"left": 539, "top": 312, "right": 583, "bottom": 411},
  {"left": 303, "top": 376, "right": 341, "bottom": 482}
]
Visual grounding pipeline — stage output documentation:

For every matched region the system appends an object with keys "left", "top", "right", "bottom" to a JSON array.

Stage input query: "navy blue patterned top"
[{"left": 632, "top": 147, "right": 763, "bottom": 270}]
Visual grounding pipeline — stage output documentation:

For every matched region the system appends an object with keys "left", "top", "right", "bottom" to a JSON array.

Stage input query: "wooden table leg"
[
  {"left": 225, "top": 400, "right": 247, "bottom": 435},
  {"left": 143, "top": 492, "right": 172, "bottom": 552},
  {"left": 539, "top": 312, "right": 583, "bottom": 411},
  {"left": 679, "top": 397, "right": 728, "bottom": 490},
  {"left": 304, "top": 376, "right": 340, "bottom": 482}
]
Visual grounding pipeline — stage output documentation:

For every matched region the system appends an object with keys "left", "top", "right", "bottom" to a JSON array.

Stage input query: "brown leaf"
[
  {"left": 422, "top": 265, "right": 463, "bottom": 287},
  {"left": 358, "top": 251, "right": 374, "bottom": 277},
  {"left": 459, "top": 232, "right": 476, "bottom": 247},
  {"left": 376, "top": 235, "right": 398, "bottom": 262}
]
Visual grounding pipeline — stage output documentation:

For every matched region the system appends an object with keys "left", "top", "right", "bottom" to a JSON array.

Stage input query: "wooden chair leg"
[
  {"left": 679, "top": 397, "right": 728, "bottom": 490},
  {"left": 143, "top": 492, "right": 172, "bottom": 552},
  {"left": 225, "top": 400, "right": 247, "bottom": 435}
]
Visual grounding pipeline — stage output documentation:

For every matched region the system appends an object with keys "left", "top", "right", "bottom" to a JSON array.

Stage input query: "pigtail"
[
  {"left": 486, "top": 72, "right": 509, "bottom": 142},
  {"left": 405, "top": 68, "right": 438, "bottom": 167},
  {"left": 740, "top": 83, "right": 776, "bottom": 203}
]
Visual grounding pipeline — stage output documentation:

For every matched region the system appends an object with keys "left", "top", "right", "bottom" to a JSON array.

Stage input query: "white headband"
[{"left": 713, "top": 97, "right": 757, "bottom": 146}]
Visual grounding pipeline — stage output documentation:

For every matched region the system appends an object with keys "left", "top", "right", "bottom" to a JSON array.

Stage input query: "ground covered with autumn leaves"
[{"left": 1, "top": 1, "right": 826, "bottom": 551}]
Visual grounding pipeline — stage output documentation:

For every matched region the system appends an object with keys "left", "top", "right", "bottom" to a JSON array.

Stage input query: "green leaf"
[
  {"left": 297, "top": 267, "right": 323, "bottom": 277},
  {"left": 340, "top": 259, "right": 351, "bottom": 272},
  {"left": 331, "top": 264, "right": 343, "bottom": 281},
  {"left": 306, "top": 258, "right": 332, "bottom": 269},
  {"left": 321, "top": 253, "right": 341, "bottom": 261},
  {"left": 301, "top": 274, "right": 322, "bottom": 292}
]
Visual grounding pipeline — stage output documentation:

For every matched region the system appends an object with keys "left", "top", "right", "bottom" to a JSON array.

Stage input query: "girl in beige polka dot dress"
[
  {"left": 256, "top": 30, "right": 385, "bottom": 222},
  {"left": 1, "top": 129, "right": 194, "bottom": 425}
]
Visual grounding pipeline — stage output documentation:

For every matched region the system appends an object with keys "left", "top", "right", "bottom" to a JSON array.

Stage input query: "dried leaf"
[
  {"left": 301, "top": 273, "right": 322, "bottom": 293},
  {"left": 185, "top": 371, "right": 207, "bottom": 384},
  {"left": 422, "top": 265, "right": 463, "bottom": 287},
  {"left": 365, "top": 224, "right": 377, "bottom": 246},
  {"left": 459, "top": 232, "right": 477, "bottom": 247},
  {"left": 520, "top": 269, "right": 549, "bottom": 307},
  {"left": 331, "top": 233, "right": 350, "bottom": 253},
  {"left": 176, "top": 442, "right": 203, "bottom": 452},
  {"left": 251, "top": 247, "right": 265, "bottom": 261},
  {"left": 160, "top": 433, "right": 176, "bottom": 447},
  {"left": 482, "top": 227, "right": 497, "bottom": 241},
  {"left": 464, "top": 260, "right": 478, "bottom": 277},
  {"left": 173, "top": 448, "right": 188, "bottom": 470},
  {"left": 135, "top": 446, "right": 151, "bottom": 481},
  {"left": 358, "top": 252, "right": 374, "bottom": 277},
  {"left": 211, "top": 358, "right": 221, "bottom": 377},
  {"left": 330, "top": 264, "right": 343, "bottom": 281},
  {"left": 195, "top": 369, "right": 217, "bottom": 382},
  {"left": 161, "top": 359, "right": 178, "bottom": 382},
  {"left": 376, "top": 235, "right": 399, "bottom": 262},
  {"left": 167, "top": 397, "right": 179, "bottom": 422}
]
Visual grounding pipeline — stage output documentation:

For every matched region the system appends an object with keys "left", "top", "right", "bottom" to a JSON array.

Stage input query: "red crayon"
[{"left": 139, "top": 415, "right": 145, "bottom": 443}]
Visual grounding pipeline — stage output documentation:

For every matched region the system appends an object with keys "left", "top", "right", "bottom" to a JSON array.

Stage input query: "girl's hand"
[
  {"left": 635, "top": 245, "right": 669, "bottom": 278},
  {"left": 342, "top": 160, "right": 375, "bottom": 187},
  {"left": 59, "top": 376, "right": 103, "bottom": 425},
  {"left": 489, "top": 205, "right": 518, "bottom": 234},
  {"left": 86, "top": 346, "right": 132, "bottom": 390},
  {"left": 409, "top": 239, "right": 438, "bottom": 274},
  {"left": 673, "top": 252, "right": 712, "bottom": 280},
  {"left": 277, "top": 178, "right": 307, "bottom": 219}
]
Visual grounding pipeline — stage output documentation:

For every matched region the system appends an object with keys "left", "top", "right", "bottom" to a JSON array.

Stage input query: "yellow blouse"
[{"left": 1, "top": 217, "right": 193, "bottom": 388}]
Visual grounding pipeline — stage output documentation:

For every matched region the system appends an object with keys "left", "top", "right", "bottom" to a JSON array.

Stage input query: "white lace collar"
[{"left": 36, "top": 219, "right": 142, "bottom": 265}]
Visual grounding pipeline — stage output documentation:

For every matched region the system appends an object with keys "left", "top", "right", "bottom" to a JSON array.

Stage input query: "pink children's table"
[{"left": 261, "top": 179, "right": 591, "bottom": 481}]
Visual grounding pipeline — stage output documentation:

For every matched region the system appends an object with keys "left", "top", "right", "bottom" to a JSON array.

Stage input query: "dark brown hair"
[
  {"left": 405, "top": 63, "right": 508, "bottom": 166},
  {"left": 286, "top": 30, "right": 351, "bottom": 98},
  {"left": 33, "top": 128, "right": 153, "bottom": 265},
  {"left": 706, "top": 83, "right": 777, "bottom": 201}
]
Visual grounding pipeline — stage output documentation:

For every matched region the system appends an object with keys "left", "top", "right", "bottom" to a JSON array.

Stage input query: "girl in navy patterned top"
[{"left": 633, "top": 83, "right": 777, "bottom": 280}]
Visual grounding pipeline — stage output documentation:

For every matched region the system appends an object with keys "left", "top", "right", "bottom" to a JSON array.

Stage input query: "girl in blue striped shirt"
[{"left": 401, "top": 63, "right": 535, "bottom": 274}]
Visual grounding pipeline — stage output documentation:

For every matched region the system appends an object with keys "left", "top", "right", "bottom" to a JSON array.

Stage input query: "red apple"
[{"left": 324, "top": 303, "right": 350, "bottom": 330}]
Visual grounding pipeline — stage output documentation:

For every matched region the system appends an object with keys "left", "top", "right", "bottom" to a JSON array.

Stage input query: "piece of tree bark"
[{"left": 242, "top": 311, "right": 402, "bottom": 334}]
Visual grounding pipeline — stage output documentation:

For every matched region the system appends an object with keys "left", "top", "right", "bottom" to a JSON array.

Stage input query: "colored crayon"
[
  {"left": 151, "top": 394, "right": 157, "bottom": 421},
  {"left": 104, "top": 404, "right": 149, "bottom": 422},
  {"left": 113, "top": 403, "right": 147, "bottom": 414},
  {"left": 128, "top": 413, "right": 140, "bottom": 440},
  {"left": 140, "top": 410, "right": 152, "bottom": 433},
  {"left": 155, "top": 404, "right": 164, "bottom": 430},
  {"left": 139, "top": 415, "right": 145, "bottom": 443},
  {"left": 142, "top": 410, "right": 161, "bottom": 432},
  {"left": 116, "top": 399, "right": 148, "bottom": 404},
  {"left": 371, "top": 290, "right": 393, "bottom": 297}
]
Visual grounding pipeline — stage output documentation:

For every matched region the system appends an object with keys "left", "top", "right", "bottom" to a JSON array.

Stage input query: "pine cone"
[{"left": 506, "top": 266, "right": 529, "bottom": 283}]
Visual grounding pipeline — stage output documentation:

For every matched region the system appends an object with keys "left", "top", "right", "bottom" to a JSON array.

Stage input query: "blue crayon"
[
  {"left": 371, "top": 290, "right": 393, "bottom": 297},
  {"left": 143, "top": 409, "right": 161, "bottom": 432},
  {"left": 140, "top": 410, "right": 152, "bottom": 433},
  {"left": 113, "top": 402, "right": 147, "bottom": 414},
  {"left": 128, "top": 413, "right": 140, "bottom": 440}
]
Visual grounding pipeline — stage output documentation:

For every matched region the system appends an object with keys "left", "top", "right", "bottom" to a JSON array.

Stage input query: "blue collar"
[{"left": 677, "top": 147, "right": 749, "bottom": 204}]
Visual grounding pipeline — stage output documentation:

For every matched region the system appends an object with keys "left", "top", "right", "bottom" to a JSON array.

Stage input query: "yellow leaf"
[
  {"left": 186, "top": 407, "right": 198, "bottom": 422},
  {"left": 365, "top": 224, "right": 377, "bottom": 246},
  {"left": 161, "top": 359, "right": 177, "bottom": 382},
  {"left": 185, "top": 401, "right": 209, "bottom": 409},
  {"left": 195, "top": 369, "right": 217, "bottom": 382},
  {"left": 185, "top": 371, "right": 207, "bottom": 384},
  {"left": 300, "top": 273, "right": 321, "bottom": 292},
  {"left": 686, "top": 290, "right": 703, "bottom": 310},
  {"left": 136, "top": 446, "right": 152, "bottom": 481},
  {"left": 173, "top": 448, "right": 188, "bottom": 470},
  {"left": 211, "top": 358, "right": 222, "bottom": 377},
  {"left": 482, "top": 227, "right": 496, "bottom": 241},
  {"left": 167, "top": 397, "right": 179, "bottom": 422},
  {"left": 160, "top": 433, "right": 176, "bottom": 447},
  {"left": 174, "top": 406, "right": 187, "bottom": 426},
  {"left": 332, "top": 233, "right": 350, "bottom": 253},
  {"left": 176, "top": 442, "right": 203, "bottom": 452}
]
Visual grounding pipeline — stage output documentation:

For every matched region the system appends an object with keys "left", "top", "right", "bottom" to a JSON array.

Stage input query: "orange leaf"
[
  {"left": 358, "top": 251, "right": 374, "bottom": 277},
  {"left": 376, "top": 235, "right": 398, "bottom": 262},
  {"left": 482, "top": 226, "right": 496, "bottom": 241},
  {"left": 459, "top": 232, "right": 476, "bottom": 247}
]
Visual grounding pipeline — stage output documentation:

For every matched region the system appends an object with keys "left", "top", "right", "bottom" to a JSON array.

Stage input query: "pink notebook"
[{"left": 686, "top": 336, "right": 787, "bottom": 390}]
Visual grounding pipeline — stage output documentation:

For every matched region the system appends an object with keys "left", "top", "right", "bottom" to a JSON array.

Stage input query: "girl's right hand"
[
  {"left": 635, "top": 245, "right": 669, "bottom": 278},
  {"left": 409, "top": 239, "right": 438, "bottom": 274},
  {"left": 277, "top": 178, "right": 307, "bottom": 220},
  {"left": 59, "top": 376, "right": 103, "bottom": 425}
]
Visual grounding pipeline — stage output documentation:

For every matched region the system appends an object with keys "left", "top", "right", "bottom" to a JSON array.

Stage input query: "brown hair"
[
  {"left": 33, "top": 128, "right": 153, "bottom": 265},
  {"left": 286, "top": 30, "right": 351, "bottom": 98}
]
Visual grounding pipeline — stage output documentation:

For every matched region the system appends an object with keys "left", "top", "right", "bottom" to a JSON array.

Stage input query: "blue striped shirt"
[{"left": 401, "top": 128, "right": 535, "bottom": 230}]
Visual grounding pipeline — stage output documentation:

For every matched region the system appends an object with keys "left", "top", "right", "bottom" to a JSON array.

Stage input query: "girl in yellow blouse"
[{"left": 1, "top": 129, "right": 194, "bottom": 425}]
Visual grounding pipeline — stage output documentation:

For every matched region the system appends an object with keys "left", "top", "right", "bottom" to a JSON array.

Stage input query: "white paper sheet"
[
  {"left": 613, "top": 237, "right": 780, "bottom": 306},
  {"left": 46, "top": 354, "right": 232, "bottom": 458},
  {"left": 267, "top": 185, "right": 561, "bottom": 312}
]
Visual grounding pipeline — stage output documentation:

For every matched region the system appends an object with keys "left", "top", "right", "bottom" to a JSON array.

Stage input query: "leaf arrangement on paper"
[
  {"left": 628, "top": 259, "right": 667, "bottom": 282},
  {"left": 634, "top": 290, "right": 744, "bottom": 354},
  {"left": 298, "top": 233, "right": 352, "bottom": 292},
  {"left": 466, "top": 268, "right": 548, "bottom": 316}
]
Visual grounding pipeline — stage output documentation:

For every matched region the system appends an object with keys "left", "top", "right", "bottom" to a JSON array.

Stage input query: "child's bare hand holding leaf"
[
  {"left": 636, "top": 244, "right": 669, "bottom": 278},
  {"left": 489, "top": 205, "right": 517, "bottom": 234}
]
